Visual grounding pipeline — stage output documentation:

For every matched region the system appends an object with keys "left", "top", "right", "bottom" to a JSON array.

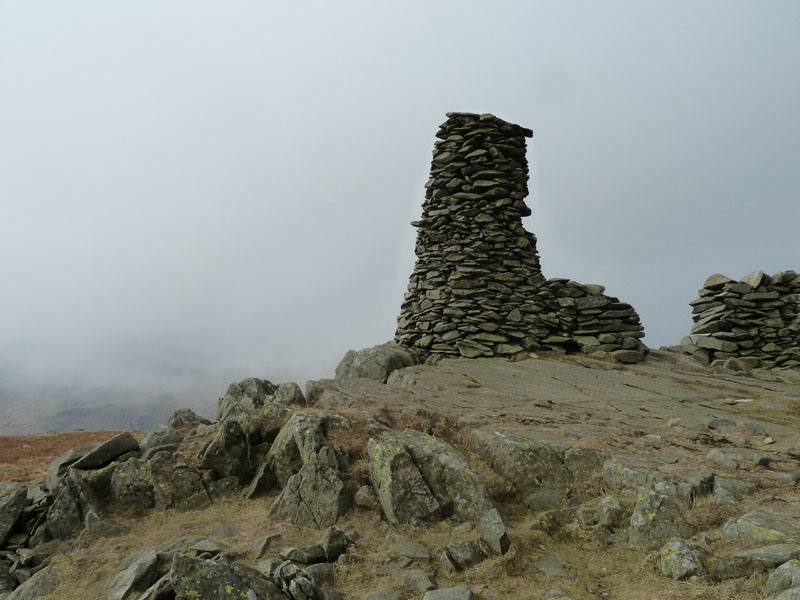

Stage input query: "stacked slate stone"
[
  {"left": 680, "top": 270, "right": 800, "bottom": 369},
  {"left": 395, "top": 112, "right": 647, "bottom": 363},
  {"left": 545, "top": 279, "right": 646, "bottom": 362}
]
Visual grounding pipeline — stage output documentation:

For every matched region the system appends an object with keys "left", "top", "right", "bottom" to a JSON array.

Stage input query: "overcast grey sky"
[{"left": 1, "top": 1, "right": 799, "bottom": 424}]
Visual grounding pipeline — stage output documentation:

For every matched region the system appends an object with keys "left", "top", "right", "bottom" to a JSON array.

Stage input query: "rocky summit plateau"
[
  {"left": 1, "top": 343, "right": 800, "bottom": 600},
  {"left": 2, "top": 112, "right": 799, "bottom": 600}
]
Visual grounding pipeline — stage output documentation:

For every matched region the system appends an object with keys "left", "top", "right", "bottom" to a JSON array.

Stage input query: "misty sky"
[{"left": 1, "top": 1, "right": 799, "bottom": 420}]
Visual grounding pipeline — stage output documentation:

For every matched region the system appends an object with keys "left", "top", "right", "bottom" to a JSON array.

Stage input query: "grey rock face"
[
  {"left": 47, "top": 445, "right": 94, "bottom": 492},
  {"left": 480, "top": 508, "right": 510, "bottom": 555},
  {"left": 368, "top": 430, "right": 491, "bottom": 525},
  {"left": 628, "top": 489, "right": 696, "bottom": 545},
  {"left": 45, "top": 481, "right": 83, "bottom": 540},
  {"left": 766, "top": 560, "right": 800, "bottom": 596},
  {"left": 201, "top": 418, "right": 251, "bottom": 484},
  {"left": 423, "top": 585, "right": 476, "bottom": 600},
  {"left": 72, "top": 433, "right": 139, "bottom": 470},
  {"left": 404, "top": 572, "right": 437, "bottom": 593},
  {"left": 269, "top": 453, "right": 350, "bottom": 528},
  {"left": 713, "top": 477, "right": 756, "bottom": 506},
  {"left": 659, "top": 540, "right": 709, "bottom": 580},
  {"left": 274, "top": 382, "right": 306, "bottom": 406},
  {"left": 5, "top": 566, "right": 59, "bottom": 600},
  {"left": 97, "top": 548, "right": 158, "bottom": 600},
  {"left": 168, "top": 408, "right": 210, "bottom": 429},
  {"left": 362, "top": 589, "right": 402, "bottom": 600},
  {"left": 0, "top": 485, "right": 27, "bottom": 547},
  {"left": 335, "top": 342, "right": 417, "bottom": 382},
  {"left": 723, "top": 505, "right": 800, "bottom": 543},
  {"left": 170, "top": 554, "right": 285, "bottom": 600},
  {"left": 471, "top": 429, "right": 572, "bottom": 510},
  {"left": 139, "top": 425, "right": 183, "bottom": 451},
  {"left": 266, "top": 413, "right": 325, "bottom": 487},
  {"left": 445, "top": 542, "right": 485, "bottom": 571},
  {"left": 109, "top": 459, "right": 156, "bottom": 511}
]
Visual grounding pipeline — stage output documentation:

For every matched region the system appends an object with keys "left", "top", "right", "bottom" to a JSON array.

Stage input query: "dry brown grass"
[{"left": 35, "top": 486, "right": 780, "bottom": 600}]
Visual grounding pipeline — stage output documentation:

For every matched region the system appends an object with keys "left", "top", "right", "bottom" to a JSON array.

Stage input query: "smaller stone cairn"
[{"left": 679, "top": 270, "right": 800, "bottom": 369}]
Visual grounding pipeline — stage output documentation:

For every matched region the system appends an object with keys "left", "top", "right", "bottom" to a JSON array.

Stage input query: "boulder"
[
  {"left": 170, "top": 554, "right": 285, "bottom": 600},
  {"left": 5, "top": 566, "right": 59, "bottom": 600},
  {"left": 723, "top": 505, "right": 800, "bottom": 543},
  {"left": 47, "top": 445, "right": 94, "bottom": 492},
  {"left": 335, "top": 342, "right": 416, "bottom": 382},
  {"left": 168, "top": 408, "right": 210, "bottom": 429},
  {"left": 269, "top": 451, "right": 350, "bottom": 528},
  {"left": 480, "top": 508, "right": 510, "bottom": 556},
  {"left": 72, "top": 433, "right": 139, "bottom": 470},
  {"left": 0, "top": 484, "right": 27, "bottom": 547},
  {"left": 45, "top": 481, "right": 83, "bottom": 540},
  {"left": 97, "top": 548, "right": 158, "bottom": 600},
  {"left": 403, "top": 572, "right": 437, "bottom": 594},
  {"left": 274, "top": 382, "right": 306, "bottom": 406},
  {"left": 201, "top": 419, "right": 251, "bottom": 484},
  {"left": 766, "top": 560, "right": 800, "bottom": 597},
  {"left": 659, "top": 540, "right": 709, "bottom": 580},
  {"left": 266, "top": 413, "right": 325, "bottom": 487},
  {"left": 139, "top": 425, "right": 183, "bottom": 452},
  {"left": 423, "top": 585, "right": 476, "bottom": 600},
  {"left": 109, "top": 459, "right": 155, "bottom": 511},
  {"left": 471, "top": 429, "right": 572, "bottom": 510},
  {"left": 628, "top": 489, "right": 696, "bottom": 545},
  {"left": 445, "top": 541, "right": 485, "bottom": 570}
]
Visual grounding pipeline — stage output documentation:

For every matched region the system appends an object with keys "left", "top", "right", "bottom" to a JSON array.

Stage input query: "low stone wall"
[
  {"left": 680, "top": 270, "right": 800, "bottom": 369},
  {"left": 394, "top": 112, "right": 646, "bottom": 362}
]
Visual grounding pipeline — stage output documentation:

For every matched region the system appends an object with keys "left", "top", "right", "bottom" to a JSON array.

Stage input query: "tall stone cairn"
[
  {"left": 680, "top": 270, "right": 800, "bottom": 369},
  {"left": 395, "top": 112, "right": 647, "bottom": 363}
]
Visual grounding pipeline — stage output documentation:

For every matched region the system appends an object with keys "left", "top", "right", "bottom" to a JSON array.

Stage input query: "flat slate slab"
[{"left": 72, "top": 432, "right": 139, "bottom": 470}]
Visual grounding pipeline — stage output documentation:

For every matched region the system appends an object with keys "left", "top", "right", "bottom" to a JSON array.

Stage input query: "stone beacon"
[
  {"left": 679, "top": 269, "right": 800, "bottom": 370},
  {"left": 395, "top": 112, "right": 647, "bottom": 363}
]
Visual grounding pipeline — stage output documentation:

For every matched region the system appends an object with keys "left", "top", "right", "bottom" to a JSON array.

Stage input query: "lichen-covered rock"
[
  {"left": 170, "top": 553, "right": 285, "bottom": 600},
  {"left": 5, "top": 565, "right": 59, "bottom": 600},
  {"left": 335, "top": 342, "right": 417, "bottom": 382},
  {"left": 168, "top": 408, "right": 210, "bottom": 429},
  {"left": 45, "top": 481, "right": 83, "bottom": 540},
  {"left": 480, "top": 508, "right": 510, "bottom": 556},
  {"left": 0, "top": 483, "right": 27, "bottom": 547},
  {"left": 659, "top": 540, "right": 709, "bottom": 580},
  {"left": 369, "top": 430, "right": 491, "bottom": 526},
  {"left": 266, "top": 413, "right": 325, "bottom": 487},
  {"left": 445, "top": 541, "right": 485, "bottom": 571},
  {"left": 109, "top": 458, "right": 156, "bottom": 511},
  {"left": 97, "top": 548, "right": 158, "bottom": 600},
  {"left": 723, "top": 505, "right": 800, "bottom": 543},
  {"left": 72, "top": 433, "right": 139, "bottom": 470},
  {"left": 139, "top": 425, "right": 183, "bottom": 452},
  {"left": 423, "top": 585, "right": 476, "bottom": 600},
  {"left": 628, "top": 489, "right": 696, "bottom": 545},
  {"left": 470, "top": 429, "right": 572, "bottom": 510},
  {"left": 274, "top": 382, "right": 306, "bottom": 406},
  {"left": 368, "top": 434, "right": 441, "bottom": 526},
  {"left": 201, "top": 418, "right": 251, "bottom": 484},
  {"left": 171, "top": 466, "right": 211, "bottom": 511},
  {"left": 217, "top": 377, "right": 277, "bottom": 421},
  {"left": 766, "top": 560, "right": 800, "bottom": 597},
  {"left": 47, "top": 445, "right": 94, "bottom": 492},
  {"left": 269, "top": 451, "right": 350, "bottom": 528}
]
